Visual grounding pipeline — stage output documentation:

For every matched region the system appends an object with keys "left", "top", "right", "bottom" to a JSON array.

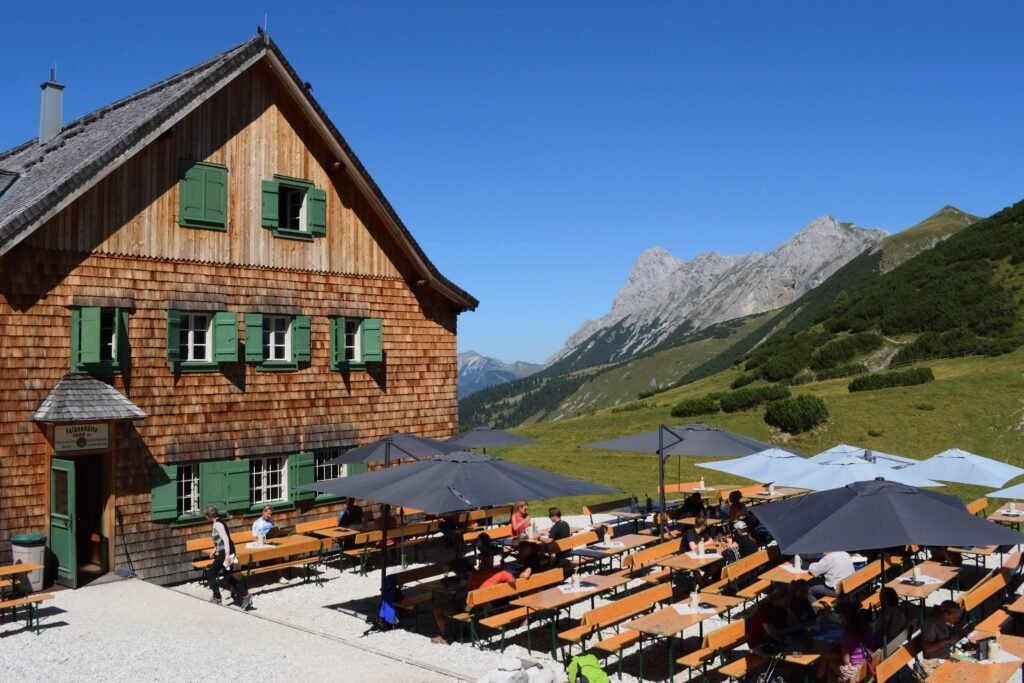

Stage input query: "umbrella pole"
[
  {"left": 658, "top": 424, "right": 667, "bottom": 539},
  {"left": 380, "top": 441, "right": 391, "bottom": 616}
]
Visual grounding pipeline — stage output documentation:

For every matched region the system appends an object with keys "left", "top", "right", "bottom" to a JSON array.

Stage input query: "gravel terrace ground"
[{"left": 2, "top": 514, "right": 1022, "bottom": 683}]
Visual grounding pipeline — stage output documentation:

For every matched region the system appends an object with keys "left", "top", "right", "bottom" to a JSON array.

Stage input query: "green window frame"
[
  {"left": 178, "top": 160, "right": 228, "bottom": 231},
  {"left": 166, "top": 309, "right": 238, "bottom": 371},
  {"left": 70, "top": 306, "right": 129, "bottom": 374},
  {"left": 308, "top": 449, "right": 366, "bottom": 505},
  {"left": 149, "top": 462, "right": 211, "bottom": 526},
  {"left": 260, "top": 174, "right": 327, "bottom": 241},
  {"left": 329, "top": 316, "right": 383, "bottom": 369},
  {"left": 243, "top": 313, "right": 310, "bottom": 371}
]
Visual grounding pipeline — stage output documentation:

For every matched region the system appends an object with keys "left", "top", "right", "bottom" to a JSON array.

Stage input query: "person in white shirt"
[
  {"left": 252, "top": 506, "right": 274, "bottom": 539},
  {"left": 807, "top": 550, "right": 855, "bottom": 602}
]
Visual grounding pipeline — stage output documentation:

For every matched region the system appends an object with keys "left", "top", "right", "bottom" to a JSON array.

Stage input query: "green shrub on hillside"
[
  {"left": 719, "top": 384, "right": 791, "bottom": 412},
  {"left": 809, "top": 332, "right": 883, "bottom": 370},
  {"left": 764, "top": 394, "right": 829, "bottom": 434},
  {"left": 670, "top": 396, "right": 720, "bottom": 418},
  {"left": 848, "top": 367, "right": 935, "bottom": 392},
  {"left": 611, "top": 401, "right": 651, "bottom": 414},
  {"left": 787, "top": 369, "right": 816, "bottom": 386},
  {"left": 730, "top": 372, "right": 758, "bottom": 389}
]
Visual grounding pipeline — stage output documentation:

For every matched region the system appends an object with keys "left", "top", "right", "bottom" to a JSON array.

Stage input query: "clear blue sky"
[{"left": 2, "top": 3, "right": 1023, "bottom": 363}]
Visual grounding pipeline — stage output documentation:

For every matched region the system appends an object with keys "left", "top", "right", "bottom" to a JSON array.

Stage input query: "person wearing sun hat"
[{"left": 733, "top": 519, "right": 759, "bottom": 557}]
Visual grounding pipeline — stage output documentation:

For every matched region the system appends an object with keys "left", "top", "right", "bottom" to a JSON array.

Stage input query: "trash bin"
[{"left": 11, "top": 532, "right": 47, "bottom": 591}]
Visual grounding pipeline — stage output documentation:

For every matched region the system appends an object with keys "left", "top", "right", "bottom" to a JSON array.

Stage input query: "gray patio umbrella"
[
  {"left": 304, "top": 450, "right": 617, "bottom": 515},
  {"left": 446, "top": 426, "right": 537, "bottom": 453},
  {"left": 902, "top": 448, "right": 1024, "bottom": 488},
  {"left": 330, "top": 431, "right": 461, "bottom": 466},
  {"left": 584, "top": 423, "right": 801, "bottom": 533},
  {"left": 753, "top": 478, "right": 1024, "bottom": 555}
]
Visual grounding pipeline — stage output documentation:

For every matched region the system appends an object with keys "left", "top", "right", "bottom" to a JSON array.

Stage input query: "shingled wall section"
[{"left": 0, "top": 249, "right": 458, "bottom": 584}]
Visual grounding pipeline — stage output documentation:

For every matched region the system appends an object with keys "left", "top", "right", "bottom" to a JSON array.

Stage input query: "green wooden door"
[{"left": 50, "top": 458, "right": 77, "bottom": 588}]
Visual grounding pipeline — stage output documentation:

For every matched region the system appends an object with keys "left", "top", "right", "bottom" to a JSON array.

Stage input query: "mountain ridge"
[{"left": 457, "top": 351, "right": 542, "bottom": 398}]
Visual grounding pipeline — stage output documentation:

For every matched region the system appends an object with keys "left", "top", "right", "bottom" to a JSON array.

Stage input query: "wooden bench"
[
  {"left": 617, "top": 538, "right": 681, "bottom": 584},
  {"left": 718, "top": 484, "right": 766, "bottom": 504},
  {"left": 875, "top": 635, "right": 921, "bottom": 683},
  {"left": 294, "top": 516, "right": 340, "bottom": 535},
  {"left": 0, "top": 593, "right": 56, "bottom": 635},
  {"left": 463, "top": 524, "right": 512, "bottom": 545},
  {"left": 558, "top": 583, "right": 673, "bottom": 658},
  {"left": 662, "top": 481, "right": 703, "bottom": 495},
  {"left": 958, "top": 570, "right": 1009, "bottom": 625},
  {"left": 455, "top": 568, "right": 564, "bottom": 650},
  {"left": 390, "top": 560, "right": 457, "bottom": 626},
  {"left": 582, "top": 497, "right": 636, "bottom": 525},
  {"left": 967, "top": 497, "right": 989, "bottom": 516},
  {"left": 187, "top": 530, "right": 255, "bottom": 571},
  {"left": 677, "top": 617, "right": 746, "bottom": 680},
  {"left": 343, "top": 520, "right": 442, "bottom": 574},
  {"left": 974, "top": 608, "right": 1013, "bottom": 636},
  {"left": 816, "top": 560, "right": 882, "bottom": 609},
  {"left": 707, "top": 547, "right": 779, "bottom": 601},
  {"left": 230, "top": 538, "right": 331, "bottom": 585}
]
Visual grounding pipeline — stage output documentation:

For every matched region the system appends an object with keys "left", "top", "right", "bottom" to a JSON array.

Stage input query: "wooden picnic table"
[
  {"left": 233, "top": 534, "right": 325, "bottom": 565},
  {"left": 511, "top": 573, "right": 629, "bottom": 657},
  {"left": 624, "top": 593, "right": 743, "bottom": 681},
  {"left": 675, "top": 484, "right": 733, "bottom": 499},
  {"left": 887, "top": 562, "right": 958, "bottom": 622},
  {"left": 744, "top": 487, "right": 807, "bottom": 504},
  {"left": 307, "top": 526, "right": 361, "bottom": 541},
  {"left": 760, "top": 562, "right": 813, "bottom": 584},
  {"left": 988, "top": 508, "right": 1024, "bottom": 529},
  {"left": 0, "top": 563, "right": 44, "bottom": 579},
  {"left": 928, "top": 660, "right": 1019, "bottom": 683},
  {"left": 947, "top": 545, "right": 998, "bottom": 569},
  {"left": 662, "top": 550, "right": 725, "bottom": 573}
]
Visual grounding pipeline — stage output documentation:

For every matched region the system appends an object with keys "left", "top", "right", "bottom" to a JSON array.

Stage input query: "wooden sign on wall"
[{"left": 54, "top": 424, "right": 109, "bottom": 452}]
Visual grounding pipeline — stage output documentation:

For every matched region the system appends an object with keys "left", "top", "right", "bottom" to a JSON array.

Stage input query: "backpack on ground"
[{"left": 566, "top": 655, "right": 609, "bottom": 683}]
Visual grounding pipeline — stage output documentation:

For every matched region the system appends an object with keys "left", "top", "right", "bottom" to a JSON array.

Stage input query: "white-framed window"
[
  {"left": 263, "top": 316, "right": 291, "bottom": 361},
  {"left": 279, "top": 184, "right": 307, "bottom": 231},
  {"left": 250, "top": 456, "right": 287, "bottom": 505},
  {"left": 179, "top": 313, "right": 211, "bottom": 362},
  {"left": 344, "top": 319, "right": 361, "bottom": 362},
  {"left": 314, "top": 451, "right": 340, "bottom": 483},
  {"left": 177, "top": 464, "right": 200, "bottom": 516},
  {"left": 100, "top": 308, "right": 117, "bottom": 362}
]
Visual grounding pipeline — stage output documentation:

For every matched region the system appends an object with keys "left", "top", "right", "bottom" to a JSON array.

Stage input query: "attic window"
[{"left": 261, "top": 175, "right": 327, "bottom": 240}]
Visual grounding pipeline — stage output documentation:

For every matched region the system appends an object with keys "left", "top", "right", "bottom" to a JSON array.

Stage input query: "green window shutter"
[
  {"left": 166, "top": 309, "right": 182, "bottom": 363},
  {"left": 307, "top": 188, "right": 327, "bottom": 235},
  {"left": 179, "top": 160, "right": 206, "bottom": 225},
  {"left": 224, "top": 459, "right": 250, "bottom": 511},
  {"left": 361, "top": 318, "right": 383, "bottom": 363},
  {"left": 150, "top": 465, "right": 179, "bottom": 521},
  {"left": 70, "top": 308, "right": 81, "bottom": 371},
  {"left": 116, "top": 308, "right": 130, "bottom": 368},
  {"left": 329, "top": 316, "right": 345, "bottom": 368},
  {"left": 292, "top": 315, "right": 311, "bottom": 363},
  {"left": 261, "top": 180, "right": 279, "bottom": 229},
  {"left": 213, "top": 311, "right": 238, "bottom": 362},
  {"left": 79, "top": 307, "right": 103, "bottom": 364},
  {"left": 345, "top": 463, "right": 368, "bottom": 477},
  {"left": 199, "top": 460, "right": 226, "bottom": 512},
  {"left": 289, "top": 452, "right": 315, "bottom": 502},
  {"left": 203, "top": 165, "right": 227, "bottom": 227},
  {"left": 244, "top": 313, "right": 264, "bottom": 362}
]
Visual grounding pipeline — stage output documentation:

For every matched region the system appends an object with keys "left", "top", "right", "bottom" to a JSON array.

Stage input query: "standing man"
[{"left": 205, "top": 506, "right": 252, "bottom": 609}]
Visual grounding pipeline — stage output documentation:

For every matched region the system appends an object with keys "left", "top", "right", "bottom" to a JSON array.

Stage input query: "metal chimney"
[{"left": 39, "top": 67, "right": 65, "bottom": 145}]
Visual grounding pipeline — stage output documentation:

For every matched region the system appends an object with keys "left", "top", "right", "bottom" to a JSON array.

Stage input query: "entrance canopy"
[{"left": 33, "top": 374, "right": 147, "bottom": 423}]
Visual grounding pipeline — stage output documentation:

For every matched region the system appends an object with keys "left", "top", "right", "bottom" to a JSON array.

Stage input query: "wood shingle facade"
[{"left": 0, "top": 35, "right": 475, "bottom": 585}]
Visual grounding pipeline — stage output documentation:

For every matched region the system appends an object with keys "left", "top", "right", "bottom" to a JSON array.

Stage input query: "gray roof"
[
  {"left": 0, "top": 169, "right": 17, "bottom": 203},
  {"left": 33, "top": 374, "right": 147, "bottom": 423},
  {"left": 0, "top": 34, "right": 477, "bottom": 311}
]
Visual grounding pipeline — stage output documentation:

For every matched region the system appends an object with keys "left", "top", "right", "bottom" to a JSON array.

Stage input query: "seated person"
[
  {"left": 505, "top": 540, "right": 544, "bottom": 579},
  {"left": 875, "top": 587, "right": 909, "bottom": 643},
  {"left": 732, "top": 520, "right": 759, "bottom": 557},
  {"left": 543, "top": 507, "right": 571, "bottom": 541},
  {"left": 920, "top": 601, "right": 965, "bottom": 674},
  {"left": 511, "top": 501, "right": 531, "bottom": 537},
  {"left": 429, "top": 557, "right": 478, "bottom": 646},
  {"left": 719, "top": 533, "right": 742, "bottom": 565},
  {"left": 807, "top": 550, "right": 855, "bottom": 602},
  {"left": 375, "top": 512, "right": 398, "bottom": 547},
  {"left": 336, "top": 498, "right": 364, "bottom": 527},
  {"left": 747, "top": 587, "right": 797, "bottom": 650},
  {"left": 251, "top": 506, "right": 274, "bottom": 539},
  {"left": 789, "top": 580, "right": 817, "bottom": 627},
  {"left": 680, "top": 492, "right": 706, "bottom": 518},
  {"left": 684, "top": 516, "right": 715, "bottom": 553},
  {"left": 821, "top": 605, "right": 876, "bottom": 683},
  {"left": 727, "top": 490, "right": 748, "bottom": 523}
]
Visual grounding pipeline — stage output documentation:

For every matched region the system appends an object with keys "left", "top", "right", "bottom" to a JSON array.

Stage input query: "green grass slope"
[{"left": 492, "top": 347, "right": 1024, "bottom": 515}]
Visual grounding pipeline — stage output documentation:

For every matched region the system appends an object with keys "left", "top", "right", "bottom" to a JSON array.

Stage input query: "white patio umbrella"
[
  {"left": 901, "top": 448, "right": 1024, "bottom": 488},
  {"left": 806, "top": 443, "right": 917, "bottom": 468},
  {"left": 775, "top": 460, "right": 944, "bottom": 491},
  {"left": 696, "top": 448, "right": 817, "bottom": 484},
  {"left": 988, "top": 482, "right": 1024, "bottom": 500}
]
